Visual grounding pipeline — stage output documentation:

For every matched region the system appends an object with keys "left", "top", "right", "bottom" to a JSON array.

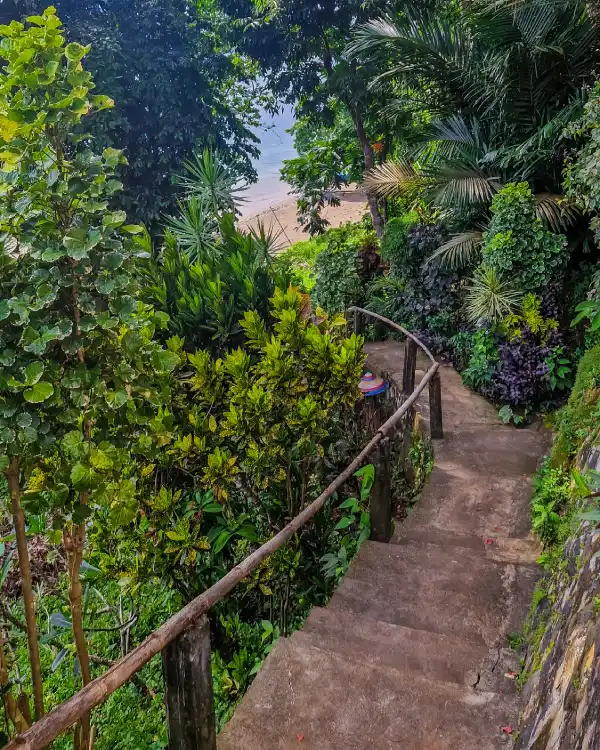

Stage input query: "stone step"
[
  {"left": 393, "top": 525, "right": 541, "bottom": 565},
  {"left": 296, "top": 606, "right": 488, "bottom": 686},
  {"left": 218, "top": 638, "right": 517, "bottom": 750},
  {"left": 328, "top": 541, "right": 538, "bottom": 646},
  {"left": 432, "top": 428, "right": 547, "bottom": 477},
  {"left": 401, "top": 471, "right": 536, "bottom": 539}
]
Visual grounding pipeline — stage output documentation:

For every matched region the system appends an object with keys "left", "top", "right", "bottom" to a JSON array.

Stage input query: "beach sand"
[{"left": 239, "top": 189, "right": 369, "bottom": 250}]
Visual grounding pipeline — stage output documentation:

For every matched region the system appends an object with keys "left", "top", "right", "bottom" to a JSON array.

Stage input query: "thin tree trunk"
[
  {"left": 5, "top": 457, "right": 44, "bottom": 721},
  {"left": 67, "top": 267, "right": 93, "bottom": 750},
  {"left": 349, "top": 106, "right": 384, "bottom": 239},
  {"left": 64, "top": 522, "right": 92, "bottom": 750}
]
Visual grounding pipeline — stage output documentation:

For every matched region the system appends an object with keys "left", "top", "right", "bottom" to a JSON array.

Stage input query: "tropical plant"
[
  {"left": 348, "top": 1, "right": 595, "bottom": 264},
  {"left": 139, "top": 214, "right": 285, "bottom": 355},
  {"left": 0, "top": 0, "right": 262, "bottom": 226},
  {"left": 564, "top": 81, "right": 600, "bottom": 240},
  {"left": 312, "top": 223, "right": 380, "bottom": 314},
  {"left": 481, "top": 183, "right": 567, "bottom": 293},
  {"left": 94, "top": 288, "right": 368, "bottom": 616},
  {"left": 465, "top": 266, "right": 522, "bottom": 325},
  {"left": 175, "top": 149, "right": 248, "bottom": 218},
  {"left": 0, "top": 11, "right": 179, "bottom": 743}
]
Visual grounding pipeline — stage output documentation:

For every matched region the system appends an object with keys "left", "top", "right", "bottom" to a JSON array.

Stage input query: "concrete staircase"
[{"left": 218, "top": 343, "right": 548, "bottom": 750}]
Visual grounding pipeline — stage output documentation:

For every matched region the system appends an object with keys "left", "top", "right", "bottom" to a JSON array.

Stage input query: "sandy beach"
[{"left": 239, "top": 189, "right": 369, "bottom": 250}]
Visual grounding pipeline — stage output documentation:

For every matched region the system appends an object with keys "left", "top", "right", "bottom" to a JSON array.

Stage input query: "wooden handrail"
[
  {"left": 348, "top": 307, "right": 437, "bottom": 365},
  {"left": 3, "top": 311, "right": 441, "bottom": 750}
]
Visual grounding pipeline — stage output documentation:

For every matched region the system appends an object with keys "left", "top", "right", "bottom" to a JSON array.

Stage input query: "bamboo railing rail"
[{"left": 3, "top": 309, "right": 443, "bottom": 750}]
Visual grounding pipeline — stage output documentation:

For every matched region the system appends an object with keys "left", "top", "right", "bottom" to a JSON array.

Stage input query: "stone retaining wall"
[{"left": 517, "top": 448, "right": 600, "bottom": 749}]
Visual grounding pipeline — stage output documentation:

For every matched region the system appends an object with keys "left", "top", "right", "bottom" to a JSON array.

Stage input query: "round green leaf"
[{"left": 23, "top": 381, "right": 54, "bottom": 403}]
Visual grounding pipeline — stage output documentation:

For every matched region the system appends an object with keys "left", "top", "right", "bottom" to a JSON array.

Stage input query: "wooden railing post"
[
  {"left": 403, "top": 338, "right": 417, "bottom": 396},
  {"left": 429, "top": 371, "right": 444, "bottom": 439},
  {"left": 354, "top": 308, "right": 364, "bottom": 336},
  {"left": 370, "top": 437, "right": 392, "bottom": 543},
  {"left": 162, "top": 615, "right": 216, "bottom": 750}
]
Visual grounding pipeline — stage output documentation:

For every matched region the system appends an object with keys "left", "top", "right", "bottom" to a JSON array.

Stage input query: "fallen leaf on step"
[
  {"left": 502, "top": 727, "right": 513, "bottom": 734},
  {"left": 494, "top": 527, "right": 502, "bottom": 532},
  {"left": 505, "top": 671, "right": 518, "bottom": 679},
  {"left": 484, "top": 538, "right": 494, "bottom": 545},
  {"left": 296, "top": 735, "right": 304, "bottom": 742}
]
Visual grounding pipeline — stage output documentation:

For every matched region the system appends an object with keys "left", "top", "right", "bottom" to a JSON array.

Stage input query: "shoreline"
[{"left": 239, "top": 189, "right": 369, "bottom": 249}]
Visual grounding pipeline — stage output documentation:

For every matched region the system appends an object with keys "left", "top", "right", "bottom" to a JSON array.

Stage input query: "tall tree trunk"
[
  {"left": 63, "top": 522, "right": 92, "bottom": 750},
  {"left": 349, "top": 106, "right": 384, "bottom": 239},
  {"left": 5, "top": 458, "right": 44, "bottom": 721}
]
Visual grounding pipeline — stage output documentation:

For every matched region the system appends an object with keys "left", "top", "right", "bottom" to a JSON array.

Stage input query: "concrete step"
[
  {"left": 433, "top": 427, "right": 547, "bottom": 477},
  {"left": 400, "top": 470, "right": 536, "bottom": 539},
  {"left": 328, "top": 541, "right": 539, "bottom": 646},
  {"left": 295, "top": 606, "right": 488, "bottom": 686},
  {"left": 393, "top": 525, "right": 541, "bottom": 565},
  {"left": 218, "top": 638, "right": 517, "bottom": 750}
]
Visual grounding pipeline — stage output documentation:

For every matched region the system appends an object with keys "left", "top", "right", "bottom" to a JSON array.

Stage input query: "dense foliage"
[
  {"left": 0, "top": 0, "right": 261, "bottom": 226},
  {"left": 481, "top": 183, "right": 567, "bottom": 294},
  {"left": 312, "top": 223, "right": 380, "bottom": 314},
  {"left": 0, "top": 11, "right": 392, "bottom": 749}
]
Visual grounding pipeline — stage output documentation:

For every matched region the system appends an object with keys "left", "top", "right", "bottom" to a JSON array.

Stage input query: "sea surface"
[{"left": 240, "top": 106, "right": 297, "bottom": 217}]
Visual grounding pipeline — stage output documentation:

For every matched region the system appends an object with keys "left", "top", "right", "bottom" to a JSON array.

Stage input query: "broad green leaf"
[
  {"left": 70, "top": 462, "right": 97, "bottom": 490},
  {"left": 111, "top": 296, "right": 136, "bottom": 319},
  {"left": 0, "top": 300, "right": 9, "bottom": 321},
  {"left": 19, "top": 426, "right": 37, "bottom": 444},
  {"left": 151, "top": 349, "right": 180, "bottom": 374},
  {"left": 0, "top": 349, "right": 15, "bottom": 366},
  {"left": 42, "top": 247, "right": 65, "bottom": 261},
  {"left": 62, "top": 430, "right": 84, "bottom": 455},
  {"left": 90, "top": 448, "right": 113, "bottom": 471},
  {"left": 24, "top": 362, "right": 44, "bottom": 385},
  {"left": 23, "top": 381, "right": 54, "bottom": 403},
  {"left": 65, "top": 42, "right": 90, "bottom": 62},
  {"left": 0, "top": 455, "right": 9, "bottom": 472},
  {"left": 334, "top": 516, "right": 354, "bottom": 530},
  {"left": 102, "top": 211, "right": 127, "bottom": 228},
  {"left": 123, "top": 224, "right": 144, "bottom": 234}
]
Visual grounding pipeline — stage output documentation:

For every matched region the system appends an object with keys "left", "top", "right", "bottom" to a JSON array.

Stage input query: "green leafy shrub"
[
  {"left": 139, "top": 215, "right": 287, "bottom": 355},
  {"left": 461, "top": 329, "right": 499, "bottom": 392},
  {"left": 564, "top": 83, "right": 600, "bottom": 242},
  {"left": 482, "top": 183, "right": 567, "bottom": 293},
  {"left": 312, "top": 223, "right": 380, "bottom": 313},
  {"left": 273, "top": 236, "right": 326, "bottom": 293},
  {"left": 368, "top": 222, "right": 461, "bottom": 351},
  {"left": 95, "top": 288, "right": 367, "bottom": 612},
  {"left": 380, "top": 212, "right": 420, "bottom": 269},
  {"left": 552, "top": 343, "right": 600, "bottom": 462},
  {"left": 531, "top": 461, "right": 572, "bottom": 546}
]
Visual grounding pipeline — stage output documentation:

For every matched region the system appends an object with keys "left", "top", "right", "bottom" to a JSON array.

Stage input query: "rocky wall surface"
[{"left": 517, "top": 448, "right": 600, "bottom": 749}]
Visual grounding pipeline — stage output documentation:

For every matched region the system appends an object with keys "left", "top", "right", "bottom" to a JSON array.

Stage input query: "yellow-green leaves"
[
  {"left": 64, "top": 42, "right": 90, "bottom": 62},
  {"left": 0, "top": 115, "right": 18, "bottom": 143}
]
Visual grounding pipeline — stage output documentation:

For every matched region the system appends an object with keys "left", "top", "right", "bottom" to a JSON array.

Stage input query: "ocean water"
[{"left": 240, "top": 107, "right": 297, "bottom": 217}]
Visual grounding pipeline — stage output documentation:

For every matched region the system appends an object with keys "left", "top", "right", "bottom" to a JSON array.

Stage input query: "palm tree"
[{"left": 347, "top": 0, "right": 599, "bottom": 267}]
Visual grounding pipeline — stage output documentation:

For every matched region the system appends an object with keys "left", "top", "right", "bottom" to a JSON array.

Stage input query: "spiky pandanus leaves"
[{"left": 465, "top": 266, "right": 523, "bottom": 324}]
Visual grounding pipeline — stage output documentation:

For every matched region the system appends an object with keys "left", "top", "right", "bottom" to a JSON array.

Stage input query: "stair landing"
[{"left": 218, "top": 343, "right": 548, "bottom": 749}]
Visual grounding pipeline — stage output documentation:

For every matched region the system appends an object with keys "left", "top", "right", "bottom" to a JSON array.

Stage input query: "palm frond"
[
  {"left": 465, "top": 266, "right": 523, "bottom": 324},
  {"left": 429, "top": 231, "right": 485, "bottom": 270},
  {"left": 429, "top": 167, "right": 502, "bottom": 209},
  {"left": 534, "top": 193, "right": 579, "bottom": 232},
  {"left": 362, "top": 160, "right": 422, "bottom": 199}
]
